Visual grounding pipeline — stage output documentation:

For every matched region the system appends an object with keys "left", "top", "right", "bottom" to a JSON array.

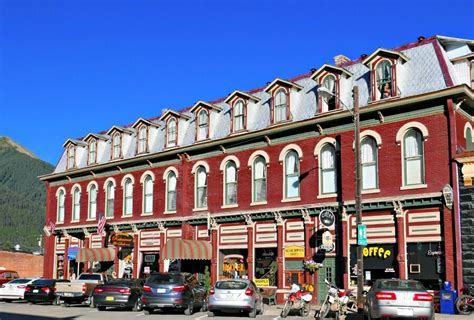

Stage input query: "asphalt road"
[{"left": 0, "top": 301, "right": 473, "bottom": 320}]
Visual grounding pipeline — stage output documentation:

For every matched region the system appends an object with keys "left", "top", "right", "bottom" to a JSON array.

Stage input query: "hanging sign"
[
  {"left": 319, "top": 209, "right": 335, "bottom": 228},
  {"left": 109, "top": 233, "right": 134, "bottom": 247},
  {"left": 320, "top": 230, "right": 335, "bottom": 252},
  {"left": 442, "top": 184, "right": 453, "bottom": 209}
]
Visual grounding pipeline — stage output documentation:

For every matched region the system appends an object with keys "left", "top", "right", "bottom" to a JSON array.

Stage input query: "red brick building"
[
  {"left": 41, "top": 35, "right": 474, "bottom": 302},
  {"left": 0, "top": 251, "right": 44, "bottom": 278}
]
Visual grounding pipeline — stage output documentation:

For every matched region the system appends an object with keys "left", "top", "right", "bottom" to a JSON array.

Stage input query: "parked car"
[
  {"left": 55, "top": 272, "right": 110, "bottom": 307},
  {"left": 141, "top": 272, "right": 206, "bottom": 315},
  {"left": 207, "top": 279, "right": 264, "bottom": 318},
  {"left": 364, "top": 279, "right": 434, "bottom": 320},
  {"left": 0, "top": 270, "right": 19, "bottom": 286},
  {"left": 24, "top": 278, "right": 69, "bottom": 305},
  {"left": 0, "top": 278, "right": 39, "bottom": 302},
  {"left": 93, "top": 278, "right": 145, "bottom": 311}
]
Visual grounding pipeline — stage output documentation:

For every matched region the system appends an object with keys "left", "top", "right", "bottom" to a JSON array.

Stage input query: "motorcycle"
[
  {"left": 314, "top": 279, "right": 356, "bottom": 320},
  {"left": 280, "top": 283, "right": 313, "bottom": 318},
  {"left": 456, "top": 285, "right": 474, "bottom": 315}
]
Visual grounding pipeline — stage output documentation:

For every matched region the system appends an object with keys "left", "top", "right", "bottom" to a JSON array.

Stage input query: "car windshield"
[
  {"left": 148, "top": 274, "right": 182, "bottom": 285},
  {"left": 9, "top": 279, "right": 31, "bottom": 284},
  {"left": 78, "top": 274, "right": 102, "bottom": 280},
  {"left": 32, "top": 279, "right": 55, "bottom": 286},
  {"left": 215, "top": 281, "right": 247, "bottom": 290},
  {"left": 107, "top": 279, "right": 135, "bottom": 286},
  {"left": 379, "top": 280, "right": 425, "bottom": 291}
]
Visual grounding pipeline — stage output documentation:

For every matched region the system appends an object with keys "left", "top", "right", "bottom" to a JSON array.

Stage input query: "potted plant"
[{"left": 303, "top": 259, "right": 321, "bottom": 273}]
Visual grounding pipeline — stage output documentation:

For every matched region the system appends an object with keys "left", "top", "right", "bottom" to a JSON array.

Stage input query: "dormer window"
[
  {"left": 264, "top": 78, "right": 303, "bottom": 125},
  {"left": 112, "top": 133, "right": 122, "bottom": 159},
  {"left": 274, "top": 88, "right": 288, "bottom": 123},
  {"left": 88, "top": 139, "right": 97, "bottom": 165},
  {"left": 160, "top": 110, "right": 190, "bottom": 148},
  {"left": 197, "top": 110, "right": 209, "bottom": 141},
  {"left": 138, "top": 125, "right": 148, "bottom": 154},
  {"left": 322, "top": 75, "right": 337, "bottom": 111},
  {"left": 311, "top": 64, "right": 352, "bottom": 114},
  {"left": 376, "top": 60, "right": 393, "bottom": 99},
  {"left": 67, "top": 145, "right": 76, "bottom": 170},
  {"left": 224, "top": 90, "right": 259, "bottom": 134},
  {"left": 132, "top": 118, "right": 159, "bottom": 154},
  {"left": 233, "top": 99, "right": 245, "bottom": 132},
  {"left": 167, "top": 118, "right": 177, "bottom": 147}
]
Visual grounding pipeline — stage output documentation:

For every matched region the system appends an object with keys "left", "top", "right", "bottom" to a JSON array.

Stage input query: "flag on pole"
[
  {"left": 49, "top": 220, "right": 56, "bottom": 234},
  {"left": 97, "top": 213, "right": 107, "bottom": 235}
]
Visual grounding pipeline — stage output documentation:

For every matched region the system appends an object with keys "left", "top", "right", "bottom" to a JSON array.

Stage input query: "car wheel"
[
  {"left": 184, "top": 301, "right": 194, "bottom": 315},
  {"left": 97, "top": 306, "right": 106, "bottom": 311},
  {"left": 133, "top": 297, "right": 143, "bottom": 312},
  {"left": 207, "top": 310, "right": 215, "bottom": 317},
  {"left": 249, "top": 307, "right": 257, "bottom": 318},
  {"left": 144, "top": 308, "right": 154, "bottom": 315}
]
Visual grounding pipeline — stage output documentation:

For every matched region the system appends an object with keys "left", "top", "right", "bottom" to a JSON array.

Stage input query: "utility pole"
[{"left": 353, "top": 86, "right": 365, "bottom": 311}]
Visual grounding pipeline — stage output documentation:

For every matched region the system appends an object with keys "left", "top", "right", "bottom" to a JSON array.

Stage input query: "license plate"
[
  {"left": 106, "top": 296, "right": 114, "bottom": 301},
  {"left": 156, "top": 304, "right": 165, "bottom": 307},
  {"left": 156, "top": 288, "right": 166, "bottom": 293},
  {"left": 64, "top": 293, "right": 74, "bottom": 297},
  {"left": 398, "top": 309, "right": 413, "bottom": 316},
  {"left": 33, "top": 289, "right": 39, "bottom": 293}
]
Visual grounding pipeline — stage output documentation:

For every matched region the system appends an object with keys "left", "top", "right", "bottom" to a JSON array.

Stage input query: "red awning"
[
  {"left": 76, "top": 248, "right": 115, "bottom": 262},
  {"left": 162, "top": 239, "right": 212, "bottom": 260}
]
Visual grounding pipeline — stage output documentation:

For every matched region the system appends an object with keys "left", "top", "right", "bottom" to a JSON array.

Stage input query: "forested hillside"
[{"left": 0, "top": 137, "right": 54, "bottom": 251}]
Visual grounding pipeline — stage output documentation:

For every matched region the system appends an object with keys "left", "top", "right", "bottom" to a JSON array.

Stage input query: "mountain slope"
[{"left": 0, "top": 137, "right": 54, "bottom": 251}]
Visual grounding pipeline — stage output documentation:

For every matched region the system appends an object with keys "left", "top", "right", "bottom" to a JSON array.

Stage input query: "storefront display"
[
  {"left": 219, "top": 250, "right": 248, "bottom": 279},
  {"left": 350, "top": 244, "right": 397, "bottom": 286},
  {"left": 255, "top": 248, "right": 278, "bottom": 286},
  {"left": 407, "top": 242, "right": 445, "bottom": 290}
]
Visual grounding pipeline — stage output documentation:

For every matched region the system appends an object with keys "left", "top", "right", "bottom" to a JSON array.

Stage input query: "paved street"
[{"left": 1, "top": 301, "right": 473, "bottom": 320}]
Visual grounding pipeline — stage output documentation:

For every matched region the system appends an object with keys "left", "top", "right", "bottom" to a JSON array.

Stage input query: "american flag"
[
  {"left": 49, "top": 220, "right": 56, "bottom": 234},
  {"left": 97, "top": 213, "right": 107, "bottom": 235}
]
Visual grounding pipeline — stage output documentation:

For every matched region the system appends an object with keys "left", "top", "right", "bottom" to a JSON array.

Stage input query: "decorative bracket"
[
  {"left": 302, "top": 209, "right": 313, "bottom": 224},
  {"left": 131, "top": 223, "right": 139, "bottom": 235},
  {"left": 377, "top": 111, "right": 385, "bottom": 123},
  {"left": 316, "top": 124, "right": 324, "bottom": 135},
  {"left": 82, "top": 227, "right": 90, "bottom": 237},
  {"left": 219, "top": 145, "right": 226, "bottom": 154},
  {"left": 341, "top": 207, "right": 349, "bottom": 222},
  {"left": 392, "top": 200, "right": 407, "bottom": 218},
  {"left": 244, "top": 214, "right": 255, "bottom": 227},
  {"left": 264, "top": 136, "right": 272, "bottom": 146},
  {"left": 113, "top": 224, "right": 120, "bottom": 233},
  {"left": 209, "top": 217, "right": 218, "bottom": 230},
  {"left": 157, "top": 221, "right": 166, "bottom": 233},
  {"left": 273, "top": 211, "right": 284, "bottom": 225}
]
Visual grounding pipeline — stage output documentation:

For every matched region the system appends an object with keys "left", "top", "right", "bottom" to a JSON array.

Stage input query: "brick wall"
[{"left": 0, "top": 251, "right": 43, "bottom": 277}]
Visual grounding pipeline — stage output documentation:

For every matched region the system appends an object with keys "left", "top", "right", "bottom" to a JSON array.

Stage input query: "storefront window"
[
  {"left": 255, "top": 248, "right": 278, "bottom": 287},
  {"left": 407, "top": 242, "right": 444, "bottom": 290},
  {"left": 220, "top": 251, "right": 248, "bottom": 280},
  {"left": 350, "top": 244, "right": 398, "bottom": 286}
]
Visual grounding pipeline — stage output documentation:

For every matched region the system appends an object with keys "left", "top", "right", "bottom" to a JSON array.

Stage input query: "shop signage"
[
  {"left": 223, "top": 263, "right": 245, "bottom": 272},
  {"left": 110, "top": 233, "right": 134, "bottom": 247},
  {"left": 284, "top": 246, "right": 305, "bottom": 258},
  {"left": 255, "top": 278, "right": 270, "bottom": 287},
  {"left": 363, "top": 246, "right": 391, "bottom": 259},
  {"left": 442, "top": 184, "right": 453, "bottom": 209},
  {"left": 320, "top": 230, "right": 334, "bottom": 252},
  {"left": 427, "top": 250, "right": 444, "bottom": 256},
  {"left": 319, "top": 209, "right": 335, "bottom": 228}
]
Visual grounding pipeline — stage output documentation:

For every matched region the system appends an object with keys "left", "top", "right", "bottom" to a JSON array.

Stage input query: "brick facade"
[{"left": 0, "top": 251, "right": 43, "bottom": 277}]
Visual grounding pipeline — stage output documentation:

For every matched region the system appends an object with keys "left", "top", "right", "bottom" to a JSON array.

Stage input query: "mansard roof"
[
  {"left": 310, "top": 64, "right": 352, "bottom": 82},
  {"left": 131, "top": 118, "right": 161, "bottom": 129},
  {"left": 189, "top": 100, "right": 222, "bottom": 113},
  {"left": 83, "top": 133, "right": 109, "bottom": 143},
  {"left": 63, "top": 138, "right": 87, "bottom": 148},
  {"left": 363, "top": 48, "right": 409, "bottom": 66},
  {"left": 224, "top": 90, "right": 261, "bottom": 105},
  {"left": 106, "top": 125, "right": 134, "bottom": 136},
  {"left": 264, "top": 78, "right": 304, "bottom": 93},
  {"left": 159, "top": 109, "right": 191, "bottom": 122}
]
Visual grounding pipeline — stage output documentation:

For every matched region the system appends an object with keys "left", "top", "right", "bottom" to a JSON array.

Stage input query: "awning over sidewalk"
[
  {"left": 75, "top": 248, "right": 115, "bottom": 262},
  {"left": 162, "top": 239, "right": 212, "bottom": 260}
]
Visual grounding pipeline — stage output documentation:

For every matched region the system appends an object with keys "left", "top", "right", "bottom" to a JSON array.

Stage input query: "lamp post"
[{"left": 317, "top": 86, "right": 364, "bottom": 312}]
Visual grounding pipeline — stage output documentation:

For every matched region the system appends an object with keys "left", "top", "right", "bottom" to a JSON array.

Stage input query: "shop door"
[{"left": 317, "top": 258, "right": 336, "bottom": 304}]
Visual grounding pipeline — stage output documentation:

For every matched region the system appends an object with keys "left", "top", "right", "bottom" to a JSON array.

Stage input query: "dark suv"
[{"left": 141, "top": 272, "right": 206, "bottom": 315}]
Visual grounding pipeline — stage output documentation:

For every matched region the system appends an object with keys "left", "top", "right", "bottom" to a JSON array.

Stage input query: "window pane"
[
  {"left": 89, "top": 186, "right": 97, "bottom": 219},
  {"left": 275, "top": 90, "right": 287, "bottom": 122},
  {"left": 322, "top": 170, "right": 336, "bottom": 194},
  {"left": 255, "top": 179, "right": 267, "bottom": 202},
  {"left": 226, "top": 183, "right": 237, "bottom": 205},
  {"left": 73, "top": 188, "right": 80, "bottom": 220},
  {"left": 144, "top": 176, "right": 153, "bottom": 213},
  {"left": 106, "top": 182, "right": 114, "bottom": 218},
  {"left": 362, "top": 164, "right": 377, "bottom": 189},
  {"left": 167, "top": 172, "right": 177, "bottom": 212},
  {"left": 168, "top": 191, "right": 176, "bottom": 211},
  {"left": 124, "top": 179, "right": 133, "bottom": 215},
  {"left": 404, "top": 130, "right": 424, "bottom": 185},
  {"left": 226, "top": 163, "right": 236, "bottom": 183},
  {"left": 58, "top": 191, "right": 65, "bottom": 222},
  {"left": 168, "top": 120, "right": 177, "bottom": 145},
  {"left": 361, "top": 138, "right": 377, "bottom": 189},
  {"left": 196, "top": 167, "right": 207, "bottom": 208},
  {"left": 321, "top": 145, "right": 336, "bottom": 194},
  {"left": 286, "top": 176, "right": 299, "bottom": 198},
  {"left": 406, "top": 159, "right": 422, "bottom": 185},
  {"left": 234, "top": 101, "right": 244, "bottom": 131}
]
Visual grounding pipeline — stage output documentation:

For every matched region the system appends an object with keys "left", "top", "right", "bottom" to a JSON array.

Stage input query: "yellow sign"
[
  {"left": 363, "top": 247, "right": 391, "bottom": 259},
  {"left": 284, "top": 246, "right": 305, "bottom": 258},
  {"left": 255, "top": 279, "right": 270, "bottom": 287},
  {"left": 223, "top": 263, "right": 245, "bottom": 272}
]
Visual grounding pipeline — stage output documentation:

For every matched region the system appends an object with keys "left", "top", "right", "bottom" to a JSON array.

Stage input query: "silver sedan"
[{"left": 364, "top": 279, "right": 434, "bottom": 319}]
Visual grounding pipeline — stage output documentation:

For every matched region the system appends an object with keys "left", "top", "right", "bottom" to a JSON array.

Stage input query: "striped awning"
[
  {"left": 75, "top": 248, "right": 115, "bottom": 262},
  {"left": 162, "top": 239, "right": 212, "bottom": 260}
]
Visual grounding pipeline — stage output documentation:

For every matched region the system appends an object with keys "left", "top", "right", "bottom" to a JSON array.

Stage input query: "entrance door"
[{"left": 317, "top": 258, "right": 336, "bottom": 304}]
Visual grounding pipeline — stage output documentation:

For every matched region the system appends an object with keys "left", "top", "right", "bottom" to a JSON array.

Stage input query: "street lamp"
[{"left": 317, "top": 86, "right": 364, "bottom": 312}]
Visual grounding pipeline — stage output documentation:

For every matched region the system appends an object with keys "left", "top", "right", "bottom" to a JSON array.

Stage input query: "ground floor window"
[
  {"left": 118, "top": 247, "right": 134, "bottom": 278},
  {"left": 350, "top": 244, "right": 398, "bottom": 286},
  {"left": 56, "top": 254, "right": 65, "bottom": 279},
  {"left": 139, "top": 251, "right": 159, "bottom": 278},
  {"left": 255, "top": 248, "right": 278, "bottom": 286},
  {"left": 219, "top": 249, "right": 248, "bottom": 279},
  {"left": 407, "top": 242, "right": 445, "bottom": 290}
]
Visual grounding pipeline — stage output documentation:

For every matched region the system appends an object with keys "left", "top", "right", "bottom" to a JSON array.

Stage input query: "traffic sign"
[{"left": 357, "top": 224, "right": 367, "bottom": 246}]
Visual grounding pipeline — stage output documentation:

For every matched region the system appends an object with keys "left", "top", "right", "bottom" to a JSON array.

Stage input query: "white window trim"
[
  {"left": 86, "top": 181, "right": 99, "bottom": 221},
  {"left": 140, "top": 172, "right": 155, "bottom": 216},
  {"left": 464, "top": 122, "right": 473, "bottom": 138},
  {"left": 251, "top": 156, "right": 268, "bottom": 205},
  {"left": 56, "top": 187, "right": 66, "bottom": 224},
  {"left": 360, "top": 136, "right": 379, "bottom": 191},
  {"left": 395, "top": 122, "right": 429, "bottom": 144},
  {"left": 121, "top": 174, "right": 135, "bottom": 217},
  {"left": 247, "top": 150, "right": 270, "bottom": 167},
  {"left": 167, "top": 118, "right": 178, "bottom": 147},
  {"left": 222, "top": 160, "right": 238, "bottom": 207},
  {"left": 70, "top": 184, "right": 82, "bottom": 222},
  {"left": 398, "top": 127, "right": 427, "bottom": 188},
  {"left": 163, "top": 167, "right": 178, "bottom": 214},
  {"left": 193, "top": 165, "right": 209, "bottom": 210},
  {"left": 314, "top": 138, "right": 338, "bottom": 197},
  {"left": 103, "top": 178, "right": 116, "bottom": 219},
  {"left": 281, "top": 149, "right": 301, "bottom": 201}
]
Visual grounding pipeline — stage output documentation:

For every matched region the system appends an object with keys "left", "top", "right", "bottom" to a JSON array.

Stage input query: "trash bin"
[{"left": 440, "top": 281, "right": 457, "bottom": 314}]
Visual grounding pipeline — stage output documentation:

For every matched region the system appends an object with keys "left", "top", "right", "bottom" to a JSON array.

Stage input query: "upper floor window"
[
  {"left": 403, "top": 129, "right": 425, "bottom": 186},
  {"left": 88, "top": 184, "right": 97, "bottom": 220},
  {"left": 320, "top": 144, "right": 337, "bottom": 194},
  {"left": 72, "top": 187, "right": 81, "bottom": 221},
  {"left": 67, "top": 146, "right": 76, "bottom": 170},
  {"left": 376, "top": 60, "right": 393, "bottom": 100},
  {"left": 253, "top": 156, "right": 267, "bottom": 203},
  {"left": 105, "top": 181, "right": 115, "bottom": 218},
  {"left": 197, "top": 110, "right": 209, "bottom": 141},
  {"left": 233, "top": 100, "right": 246, "bottom": 132},
  {"left": 166, "top": 171, "right": 177, "bottom": 212},
  {"left": 195, "top": 166, "right": 208, "bottom": 209},
  {"left": 57, "top": 189, "right": 65, "bottom": 223},
  {"left": 112, "top": 133, "right": 122, "bottom": 159},
  {"left": 167, "top": 119, "right": 177, "bottom": 147},
  {"left": 361, "top": 137, "right": 378, "bottom": 190},
  {"left": 274, "top": 88, "right": 288, "bottom": 123},
  {"left": 123, "top": 178, "right": 133, "bottom": 216},
  {"left": 88, "top": 139, "right": 97, "bottom": 165},
  {"left": 224, "top": 161, "right": 237, "bottom": 206},
  {"left": 466, "top": 126, "right": 473, "bottom": 151},
  {"left": 322, "top": 75, "right": 337, "bottom": 111},
  {"left": 138, "top": 126, "right": 148, "bottom": 154},
  {"left": 142, "top": 175, "right": 153, "bottom": 214},
  {"left": 284, "top": 151, "right": 300, "bottom": 199}
]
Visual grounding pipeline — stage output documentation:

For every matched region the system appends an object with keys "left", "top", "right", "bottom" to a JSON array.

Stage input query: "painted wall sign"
[
  {"left": 109, "top": 233, "right": 134, "bottom": 247},
  {"left": 363, "top": 246, "right": 391, "bottom": 259},
  {"left": 284, "top": 246, "right": 305, "bottom": 258},
  {"left": 319, "top": 209, "right": 335, "bottom": 228},
  {"left": 255, "top": 278, "right": 270, "bottom": 287},
  {"left": 442, "top": 184, "right": 453, "bottom": 209}
]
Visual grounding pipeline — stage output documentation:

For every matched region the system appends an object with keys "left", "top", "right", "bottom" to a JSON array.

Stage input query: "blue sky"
[{"left": 1, "top": 0, "right": 473, "bottom": 165}]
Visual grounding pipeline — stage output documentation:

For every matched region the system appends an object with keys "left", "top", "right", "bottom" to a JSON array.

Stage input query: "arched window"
[
  {"left": 138, "top": 126, "right": 147, "bottom": 153},
  {"left": 197, "top": 110, "right": 209, "bottom": 140},
  {"left": 284, "top": 150, "right": 300, "bottom": 199},
  {"left": 88, "top": 139, "right": 97, "bottom": 164},
  {"left": 233, "top": 100, "right": 245, "bottom": 132},
  {"left": 57, "top": 189, "right": 65, "bottom": 223},
  {"left": 403, "top": 129, "right": 425, "bottom": 185},
  {"left": 166, "top": 171, "right": 177, "bottom": 212},
  {"left": 72, "top": 187, "right": 81, "bottom": 221},
  {"left": 253, "top": 156, "right": 267, "bottom": 203},
  {"left": 466, "top": 127, "right": 473, "bottom": 151},
  {"left": 143, "top": 175, "right": 153, "bottom": 214},
  {"left": 123, "top": 178, "right": 133, "bottom": 215},
  {"left": 196, "top": 166, "right": 208, "bottom": 208},
  {"left": 88, "top": 184, "right": 97, "bottom": 220},
  {"left": 105, "top": 181, "right": 115, "bottom": 218},
  {"left": 322, "top": 75, "right": 337, "bottom": 111},
  {"left": 224, "top": 161, "right": 237, "bottom": 205},
  {"left": 67, "top": 146, "right": 75, "bottom": 169},
  {"left": 274, "top": 88, "right": 287, "bottom": 123},
  {"left": 112, "top": 133, "right": 121, "bottom": 159},
  {"left": 361, "top": 137, "right": 378, "bottom": 190},
  {"left": 320, "top": 144, "right": 337, "bottom": 194},
  {"left": 167, "top": 118, "right": 177, "bottom": 147},
  {"left": 376, "top": 60, "right": 393, "bottom": 100}
]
